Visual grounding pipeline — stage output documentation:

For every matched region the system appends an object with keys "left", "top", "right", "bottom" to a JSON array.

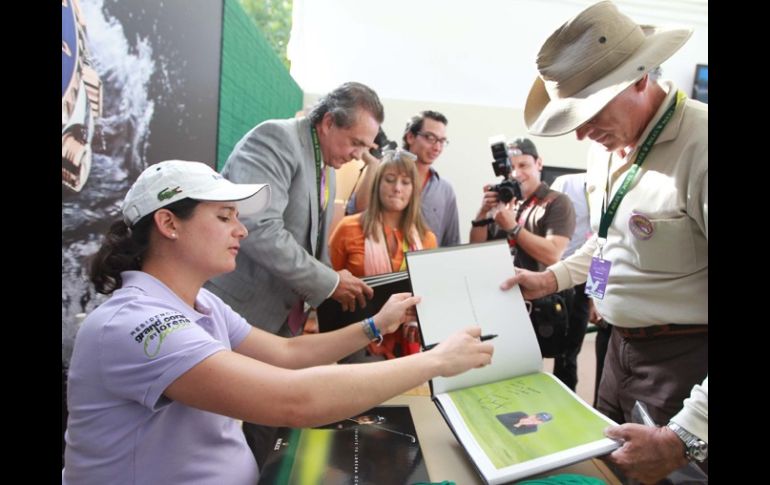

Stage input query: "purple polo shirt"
[{"left": 63, "top": 271, "right": 257, "bottom": 484}]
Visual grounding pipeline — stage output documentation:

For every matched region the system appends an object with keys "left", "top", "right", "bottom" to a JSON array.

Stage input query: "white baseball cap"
[{"left": 122, "top": 160, "right": 271, "bottom": 226}]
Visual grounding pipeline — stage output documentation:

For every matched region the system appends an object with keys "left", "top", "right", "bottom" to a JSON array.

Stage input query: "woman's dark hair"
[
  {"left": 308, "top": 81, "right": 384, "bottom": 127},
  {"left": 89, "top": 198, "right": 200, "bottom": 295}
]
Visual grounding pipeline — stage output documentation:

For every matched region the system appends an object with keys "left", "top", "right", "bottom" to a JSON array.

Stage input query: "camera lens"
[
  {"left": 497, "top": 185, "right": 515, "bottom": 203},
  {"left": 492, "top": 180, "right": 521, "bottom": 203}
]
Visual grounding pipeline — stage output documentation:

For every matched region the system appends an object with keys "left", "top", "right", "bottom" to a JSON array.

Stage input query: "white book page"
[{"left": 406, "top": 240, "right": 543, "bottom": 394}]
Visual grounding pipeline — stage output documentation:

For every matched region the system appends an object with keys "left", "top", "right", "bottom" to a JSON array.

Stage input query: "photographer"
[
  {"left": 469, "top": 137, "right": 578, "bottom": 389},
  {"left": 469, "top": 138, "right": 574, "bottom": 269}
]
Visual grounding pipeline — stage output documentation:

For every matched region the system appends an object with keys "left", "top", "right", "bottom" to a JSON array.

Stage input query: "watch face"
[
  {"left": 669, "top": 423, "right": 708, "bottom": 463},
  {"left": 690, "top": 442, "right": 708, "bottom": 462},
  {"left": 62, "top": 1, "right": 79, "bottom": 98}
]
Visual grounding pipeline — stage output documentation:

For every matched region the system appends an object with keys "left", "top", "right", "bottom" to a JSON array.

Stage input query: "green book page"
[{"left": 439, "top": 372, "right": 618, "bottom": 483}]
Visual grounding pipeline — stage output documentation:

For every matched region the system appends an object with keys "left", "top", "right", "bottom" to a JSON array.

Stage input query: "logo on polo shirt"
[{"left": 130, "top": 311, "right": 193, "bottom": 358}]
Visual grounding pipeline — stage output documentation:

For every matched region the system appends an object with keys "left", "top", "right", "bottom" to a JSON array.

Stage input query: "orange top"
[{"left": 329, "top": 214, "right": 437, "bottom": 276}]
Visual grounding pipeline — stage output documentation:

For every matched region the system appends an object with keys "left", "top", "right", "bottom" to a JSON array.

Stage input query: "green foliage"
[{"left": 239, "top": 0, "right": 293, "bottom": 69}]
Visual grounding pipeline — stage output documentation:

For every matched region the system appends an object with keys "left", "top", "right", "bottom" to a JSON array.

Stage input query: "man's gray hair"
[{"left": 308, "top": 82, "right": 384, "bottom": 127}]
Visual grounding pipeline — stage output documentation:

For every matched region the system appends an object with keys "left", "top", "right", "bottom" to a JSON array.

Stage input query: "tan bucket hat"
[{"left": 524, "top": 1, "right": 693, "bottom": 137}]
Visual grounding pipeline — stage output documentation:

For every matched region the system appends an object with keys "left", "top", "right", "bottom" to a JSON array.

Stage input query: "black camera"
[
  {"left": 489, "top": 135, "right": 522, "bottom": 203},
  {"left": 491, "top": 179, "right": 522, "bottom": 203},
  {"left": 370, "top": 127, "right": 398, "bottom": 158}
]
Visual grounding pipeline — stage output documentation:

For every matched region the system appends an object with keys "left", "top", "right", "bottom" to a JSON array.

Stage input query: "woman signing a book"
[
  {"left": 62, "top": 160, "right": 494, "bottom": 485},
  {"left": 329, "top": 149, "right": 437, "bottom": 360}
]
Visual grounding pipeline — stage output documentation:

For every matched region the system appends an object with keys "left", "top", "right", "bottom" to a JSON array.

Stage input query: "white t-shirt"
[{"left": 550, "top": 172, "right": 591, "bottom": 259}]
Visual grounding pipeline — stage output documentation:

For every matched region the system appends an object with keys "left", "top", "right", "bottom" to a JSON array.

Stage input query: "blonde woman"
[{"left": 329, "top": 149, "right": 437, "bottom": 360}]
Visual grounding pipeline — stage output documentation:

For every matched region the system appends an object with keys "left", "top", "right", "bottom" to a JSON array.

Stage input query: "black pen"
[{"left": 423, "top": 334, "right": 498, "bottom": 351}]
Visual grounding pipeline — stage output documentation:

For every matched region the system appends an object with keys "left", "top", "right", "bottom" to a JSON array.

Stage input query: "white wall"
[{"left": 290, "top": 0, "right": 707, "bottom": 108}]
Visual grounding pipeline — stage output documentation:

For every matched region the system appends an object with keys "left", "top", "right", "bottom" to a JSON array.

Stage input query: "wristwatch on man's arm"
[
  {"left": 667, "top": 422, "right": 708, "bottom": 463},
  {"left": 506, "top": 223, "right": 523, "bottom": 240}
]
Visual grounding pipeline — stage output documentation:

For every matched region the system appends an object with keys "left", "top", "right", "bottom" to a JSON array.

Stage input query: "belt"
[{"left": 613, "top": 323, "right": 708, "bottom": 340}]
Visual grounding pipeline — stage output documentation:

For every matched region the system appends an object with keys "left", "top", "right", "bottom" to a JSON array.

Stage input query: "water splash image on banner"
[{"left": 62, "top": 0, "right": 158, "bottom": 365}]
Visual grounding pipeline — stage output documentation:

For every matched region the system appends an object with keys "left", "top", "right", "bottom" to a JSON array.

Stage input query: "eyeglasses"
[{"left": 417, "top": 131, "right": 449, "bottom": 147}]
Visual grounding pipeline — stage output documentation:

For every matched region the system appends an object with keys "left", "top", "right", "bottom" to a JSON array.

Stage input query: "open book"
[
  {"left": 258, "top": 405, "right": 429, "bottom": 484},
  {"left": 405, "top": 240, "right": 619, "bottom": 485},
  {"left": 316, "top": 271, "right": 411, "bottom": 332}
]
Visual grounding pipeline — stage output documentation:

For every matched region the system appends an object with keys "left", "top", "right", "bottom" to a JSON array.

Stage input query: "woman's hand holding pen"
[
  {"left": 423, "top": 333, "right": 497, "bottom": 351},
  {"left": 428, "top": 326, "right": 495, "bottom": 377}
]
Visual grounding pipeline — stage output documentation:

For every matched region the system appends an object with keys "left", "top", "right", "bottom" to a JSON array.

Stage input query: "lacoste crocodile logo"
[{"left": 157, "top": 186, "right": 183, "bottom": 201}]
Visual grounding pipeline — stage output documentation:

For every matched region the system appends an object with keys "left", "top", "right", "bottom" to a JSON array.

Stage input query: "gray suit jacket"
[{"left": 205, "top": 117, "right": 338, "bottom": 334}]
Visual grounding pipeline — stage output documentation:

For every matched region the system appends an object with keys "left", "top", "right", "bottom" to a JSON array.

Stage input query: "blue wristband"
[
  {"left": 366, "top": 317, "right": 383, "bottom": 345},
  {"left": 360, "top": 320, "right": 374, "bottom": 340}
]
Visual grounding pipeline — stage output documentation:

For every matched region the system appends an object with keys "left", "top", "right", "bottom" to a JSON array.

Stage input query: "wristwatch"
[
  {"left": 471, "top": 218, "right": 493, "bottom": 227},
  {"left": 667, "top": 422, "right": 708, "bottom": 463},
  {"left": 507, "top": 223, "right": 523, "bottom": 240}
]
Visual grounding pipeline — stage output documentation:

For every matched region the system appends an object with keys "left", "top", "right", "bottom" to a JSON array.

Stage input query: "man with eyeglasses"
[{"left": 347, "top": 110, "right": 459, "bottom": 247}]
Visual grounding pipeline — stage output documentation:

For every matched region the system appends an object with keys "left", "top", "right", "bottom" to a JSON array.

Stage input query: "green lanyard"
[
  {"left": 598, "top": 90, "right": 686, "bottom": 239},
  {"left": 311, "top": 126, "right": 329, "bottom": 256}
]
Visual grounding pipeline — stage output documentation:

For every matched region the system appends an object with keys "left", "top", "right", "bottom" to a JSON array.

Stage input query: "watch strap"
[
  {"left": 668, "top": 422, "right": 708, "bottom": 462},
  {"left": 507, "top": 223, "right": 523, "bottom": 240},
  {"left": 472, "top": 218, "right": 493, "bottom": 227}
]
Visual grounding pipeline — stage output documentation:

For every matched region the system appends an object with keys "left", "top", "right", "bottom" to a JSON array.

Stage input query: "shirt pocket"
[{"left": 630, "top": 215, "right": 697, "bottom": 273}]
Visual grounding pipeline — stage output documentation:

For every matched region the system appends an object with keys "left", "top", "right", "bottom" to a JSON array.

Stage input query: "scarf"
[
  {"left": 363, "top": 223, "right": 423, "bottom": 274},
  {"left": 362, "top": 220, "right": 423, "bottom": 358}
]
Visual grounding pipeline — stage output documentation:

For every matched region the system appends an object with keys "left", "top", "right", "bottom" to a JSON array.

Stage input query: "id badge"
[{"left": 586, "top": 257, "right": 612, "bottom": 300}]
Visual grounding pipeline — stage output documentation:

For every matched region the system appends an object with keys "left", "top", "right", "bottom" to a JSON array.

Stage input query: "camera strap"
[{"left": 515, "top": 196, "right": 539, "bottom": 224}]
